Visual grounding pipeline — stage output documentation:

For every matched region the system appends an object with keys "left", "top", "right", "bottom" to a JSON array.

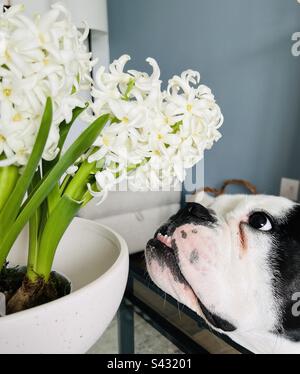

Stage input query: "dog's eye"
[{"left": 248, "top": 212, "right": 273, "bottom": 231}]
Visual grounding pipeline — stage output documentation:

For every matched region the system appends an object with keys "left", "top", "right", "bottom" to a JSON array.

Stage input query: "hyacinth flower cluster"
[
  {"left": 0, "top": 3, "right": 223, "bottom": 313},
  {"left": 0, "top": 3, "right": 93, "bottom": 167},
  {"left": 76, "top": 54, "right": 223, "bottom": 200}
]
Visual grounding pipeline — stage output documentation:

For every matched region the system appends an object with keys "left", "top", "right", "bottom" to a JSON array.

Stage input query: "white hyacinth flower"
[
  {"left": 0, "top": 3, "right": 93, "bottom": 167},
  {"left": 83, "top": 55, "right": 223, "bottom": 193}
]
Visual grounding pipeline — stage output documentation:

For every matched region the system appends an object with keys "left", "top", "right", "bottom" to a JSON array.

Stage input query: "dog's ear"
[{"left": 189, "top": 191, "right": 215, "bottom": 208}]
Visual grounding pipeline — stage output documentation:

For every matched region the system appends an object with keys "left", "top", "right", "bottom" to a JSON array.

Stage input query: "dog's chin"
[
  {"left": 145, "top": 237, "right": 203, "bottom": 316},
  {"left": 145, "top": 235, "right": 237, "bottom": 333}
]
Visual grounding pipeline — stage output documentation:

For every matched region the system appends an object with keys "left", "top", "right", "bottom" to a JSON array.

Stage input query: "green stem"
[
  {"left": 30, "top": 157, "right": 100, "bottom": 281},
  {"left": 0, "top": 165, "right": 19, "bottom": 212},
  {"left": 27, "top": 170, "right": 42, "bottom": 280},
  {"left": 27, "top": 212, "right": 40, "bottom": 280},
  {"left": 29, "top": 160, "right": 98, "bottom": 281},
  {"left": 59, "top": 173, "right": 72, "bottom": 196},
  {"left": 30, "top": 195, "right": 81, "bottom": 282},
  {"left": 122, "top": 78, "right": 135, "bottom": 100},
  {"left": 64, "top": 159, "right": 97, "bottom": 201},
  {"left": 81, "top": 182, "right": 97, "bottom": 207}
]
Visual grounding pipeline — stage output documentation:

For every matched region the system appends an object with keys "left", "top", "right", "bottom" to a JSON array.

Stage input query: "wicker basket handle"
[{"left": 201, "top": 179, "right": 257, "bottom": 197}]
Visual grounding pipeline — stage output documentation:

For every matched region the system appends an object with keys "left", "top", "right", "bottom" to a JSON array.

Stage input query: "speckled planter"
[{"left": 0, "top": 218, "right": 129, "bottom": 354}]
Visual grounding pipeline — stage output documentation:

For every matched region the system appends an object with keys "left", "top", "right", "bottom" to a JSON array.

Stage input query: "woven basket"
[{"left": 197, "top": 179, "right": 257, "bottom": 197}]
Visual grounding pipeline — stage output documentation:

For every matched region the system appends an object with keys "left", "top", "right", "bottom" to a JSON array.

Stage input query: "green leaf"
[
  {"left": 30, "top": 194, "right": 82, "bottom": 282},
  {"left": 0, "top": 98, "right": 53, "bottom": 235},
  {"left": 63, "top": 158, "right": 97, "bottom": 202},
  {"left": 0, "top": 165, "right": 19, "bottom": 212},
  {"left": 0, "top": 113, "right": 110, "bottom": 269},
  {"left": 42, "top": 104, "right": 88, "bottom": 176},
  {"left": 43, "top": 104, "right": 88, "bottom": 214}
]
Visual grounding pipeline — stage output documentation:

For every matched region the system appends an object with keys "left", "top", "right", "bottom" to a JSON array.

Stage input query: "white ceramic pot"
[{"left": 0, "top": 217, "right": 129, "bottom": 354}]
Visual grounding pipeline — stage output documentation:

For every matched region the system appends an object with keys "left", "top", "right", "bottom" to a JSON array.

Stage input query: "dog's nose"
[
  {"left": 167, "top": 202, "right": 216, "bottom": 229},
  {"left": 172, "top": 202, "right": 215, "bottom": 224},
  {"left": 187, "top": 203, "right": 212, "bottom": 220}
]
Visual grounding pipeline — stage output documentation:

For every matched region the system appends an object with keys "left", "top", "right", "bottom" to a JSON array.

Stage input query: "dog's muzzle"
[{"left": 146, "top": 203, "right": 236, "bottom": 332}]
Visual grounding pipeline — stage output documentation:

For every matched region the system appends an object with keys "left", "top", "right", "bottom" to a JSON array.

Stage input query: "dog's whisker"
[
  {"left": 176, "top": 301, "right": 182, "bottom": 320},
  {"left": 162, "top": 292, "right": 167, "bottom": 308}
]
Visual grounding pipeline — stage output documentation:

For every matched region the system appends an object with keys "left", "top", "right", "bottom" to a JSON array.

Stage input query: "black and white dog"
[{"left": 145, "top": 194, "right": 300, "bottom": 353}]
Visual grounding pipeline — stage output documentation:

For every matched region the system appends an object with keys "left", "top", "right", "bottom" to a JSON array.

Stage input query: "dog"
[{"left": 145, "top": 193, "right": 300, "bottom": 353}]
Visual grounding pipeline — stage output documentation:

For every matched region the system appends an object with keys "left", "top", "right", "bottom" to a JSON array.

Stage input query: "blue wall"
[{"left": 107, "top": 0, "right": 300, "bottom": 195}]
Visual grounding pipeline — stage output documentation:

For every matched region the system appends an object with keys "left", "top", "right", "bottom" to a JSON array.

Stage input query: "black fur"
[
  {"left": 197, "top": 297, "right": 236, "bottom": 332},
  {"left": 269, "top": 205, "right": 300, "bottom": 341},
  {"left": 146, "top": 238, "right": 187, "bottom": 284}
]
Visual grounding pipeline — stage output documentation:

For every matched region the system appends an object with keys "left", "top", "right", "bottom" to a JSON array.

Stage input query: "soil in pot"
[{"left": 0, "top": 265, "right": 71, "bottom": 315}]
